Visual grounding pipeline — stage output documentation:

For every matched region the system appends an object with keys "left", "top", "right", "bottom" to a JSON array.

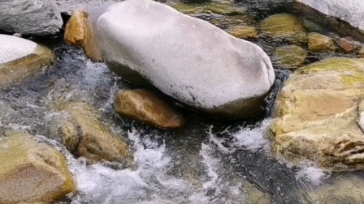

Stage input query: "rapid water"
[{"left": 0, "top": 43, "right": 330, "bottom": 203}]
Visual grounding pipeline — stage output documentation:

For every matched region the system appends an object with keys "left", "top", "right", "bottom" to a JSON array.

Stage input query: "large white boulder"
[{"left": 66, "top": 0, "right": 275, "bottom": 118}]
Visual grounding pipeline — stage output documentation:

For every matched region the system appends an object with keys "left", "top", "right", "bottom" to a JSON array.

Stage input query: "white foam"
[
  {"left": 0, "top": 35, "right": 37, "bottom": 64},
  {"left": 295, "top": 166, "right": 328, "bottom": 186}
]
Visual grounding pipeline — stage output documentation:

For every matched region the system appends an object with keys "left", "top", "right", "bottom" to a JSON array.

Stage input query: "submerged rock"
[
  {"left": 114, "top": 89, "right": 185, "bottom": 129},
  {"left": 65, "top": 0, "right": 275, "bottom": 119},
  {"left": 294, "top": 0, "right": 364, "bottom": 42},
  {"left": 0, "top": 132, "right": 76, "bottom": 203},
  {"left": 335, "top": 37, "right": 359, "bottom": 53},
  {"left": 0, "top": 0, "right": 63, "bottom": 35},
  {"left": 273, "top": 45, "right": 307, "bottom": 69},
  {"left": 59, "top": 102, "right": 133, "bottom": 166},
  {"left": 271, "top": 57, "right": 364, "bottom": 171},
  {"left": 260, "top": 13, "right": 307, "bottom": 43},
  {"left": 0, "top": 34, "right": 54, "bottom": 88},
  {"left": 227, "top": 25, "right": 258, "bottom": 39},
  {"left": 308, "top": 32, "right": 337, "bottom": 52}
]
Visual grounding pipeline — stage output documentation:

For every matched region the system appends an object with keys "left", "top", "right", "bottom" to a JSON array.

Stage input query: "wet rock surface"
[
  {"left": 272, "top": 57, "right": 364, "bottom": 170},
  {"left": 273, "top": 45, "right": 307, "bottom": 69},
  {"left": 0, "top": 132, "right": 76, "bottom": 203},
  {"left": 308, "top": 32, "right": 337, "bottom": 52},
  {"left": 58, "top": 102, "right": 134, "bottom": 166},
  {"left": 260, "top": 13, "right": 307, "bottom": 44},
  {"left": 114, "top": 89, "right": 185, "bottom": 129},
  {"left": 0, "top": 35, "right": 54, "bottom": 88}
]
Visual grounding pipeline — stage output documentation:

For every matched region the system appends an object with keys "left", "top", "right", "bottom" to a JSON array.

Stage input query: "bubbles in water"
[{"left": 295, "top": 166, "right": 328, "bottom": 186}]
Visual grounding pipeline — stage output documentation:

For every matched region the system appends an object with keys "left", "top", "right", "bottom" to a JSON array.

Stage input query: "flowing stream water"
[{"left": 1, "top": 1, "right": 364, "bottom": 203}]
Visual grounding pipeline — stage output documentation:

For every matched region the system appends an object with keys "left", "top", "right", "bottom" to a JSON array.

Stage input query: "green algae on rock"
[
  {"left": 260, "top": 13, "right": 307, "bottom": 43},
  {"left": 273, "top": 45, "right": 307, "bottom": 69}
]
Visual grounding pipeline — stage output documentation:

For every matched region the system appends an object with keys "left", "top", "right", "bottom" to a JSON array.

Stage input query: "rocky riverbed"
[{"left": 1, "top": 0, "right": 364, "bottom": 203}]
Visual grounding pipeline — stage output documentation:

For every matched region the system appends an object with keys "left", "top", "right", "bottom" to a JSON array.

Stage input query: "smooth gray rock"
[
  {"left": 0, "top": 0, "right": 63, "bottom": 35},
  {"left": 93, "top": 0, "right": 275, "bottom": 119},
  {"left": 295, "top": 0, "right": 364, "bottom": 41}
]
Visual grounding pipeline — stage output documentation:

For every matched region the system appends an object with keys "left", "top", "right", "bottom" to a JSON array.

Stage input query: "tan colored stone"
[
  {"left": 64, "top": 9, "right": 87, "bottom": 46},
  {"left": 60, "top": 102, "right": 133, "bottom": 165},
  {"left": 114, "top": 89, "right": 185, "bottom": 129},
  {"left": 64, "top": 9, "right": 103, "bottom": 62},
  {"left": 271, "top": 57, "right": 364, "bottom": 170},
  {"left": 0, "top": 44, "right": 54, "bottom": 88},
  {"left": 308, "top": 32, "right": 337, "bottom": 52},
  {"left": 227, "top": 25, "right": 258, "bottom": 39},
  {"left": 273, "top": 45, "right": 307, "bottom": 69},
  {"left": 260, "top": 13, "right": 307, "bottom": 43},
  {"left": 0, "top": 132, "right": 76, "bottom": 203},
  {"left": 336, "top": 37, "right": 357, "bottom": 53}
]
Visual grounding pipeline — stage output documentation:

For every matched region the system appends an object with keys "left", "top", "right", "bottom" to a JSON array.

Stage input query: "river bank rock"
[
  {"left": 271, "top": 57, "right": 364, "bottom": 171},
  {"left": 0, "top": 132, "right": 76, "bottom": 203},
  {"left": 0, "top": 34, "right": 54, "bottom": 88},
  {"left": 59, "top": 102, "right": 134, "bottom": 167},
  {"left": 294, "top": 0, "right": 364, "bottom": 42},
  {"left": 114, "top": 89, "right": 185, "bottom": 129},
  {"left": 65, "top": 0, "right": 275, "bottom": 119},
  {"left": 260, "top": 13, "right": 307, "bottom": 44},
  {"left": 308, "top": 32, "right": 337, "bottom": 52},
  {"left": 0, "top": 0, "right": 63, "bottom": 36},
  {"left": 273, "top": 45, "right": 307, "bottom": 69}
]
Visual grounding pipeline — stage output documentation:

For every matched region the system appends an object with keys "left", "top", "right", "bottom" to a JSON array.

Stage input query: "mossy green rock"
[
  {"left": 169, "top": 1, "right": 246, "bottom": 15},
  {"left": 0, "top": 132, "right": 76, "bottom": 203},
  {"left": 260, "top": 13, "right": 307, "bottom": 43},
  {"left": 271, "top": 57, "right": 364, "bottom": 171},
  {"left": 227, "top": 25, "right": 258, "bottom": 39},
  {"left": 273, "top": 45, "right": 307, "bottom": 69}
]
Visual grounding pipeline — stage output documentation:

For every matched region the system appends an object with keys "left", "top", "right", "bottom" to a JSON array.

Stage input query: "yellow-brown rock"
[
  {"left": 271, "top": 57, "right": 364, "bottom": 171},
  {"left": 227, "top": 25, "right": 258, "bottom": 39},
  {"left": 114, "top": 89, "right": 185, "bottom": 129},
  {"left": 64, "top": 9, "right": 103, "bottom": 62},
  {"left": 60, "top": 102, "right": 133, "bottom": 166},
  {"left": 273, "top": 45, "right": 307, "bottom": 69},
  {"left": 0, "top": 132, "right": 76, "bottom": 203},
  {"left": 0, "top": 35, "right": 54, "bottom": 89},
  {"left": 308, "top": 32, "right": 337, "bottom": 52},
  {"left": 260, "top": 13, "right": 307, "bottom": 43}
]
